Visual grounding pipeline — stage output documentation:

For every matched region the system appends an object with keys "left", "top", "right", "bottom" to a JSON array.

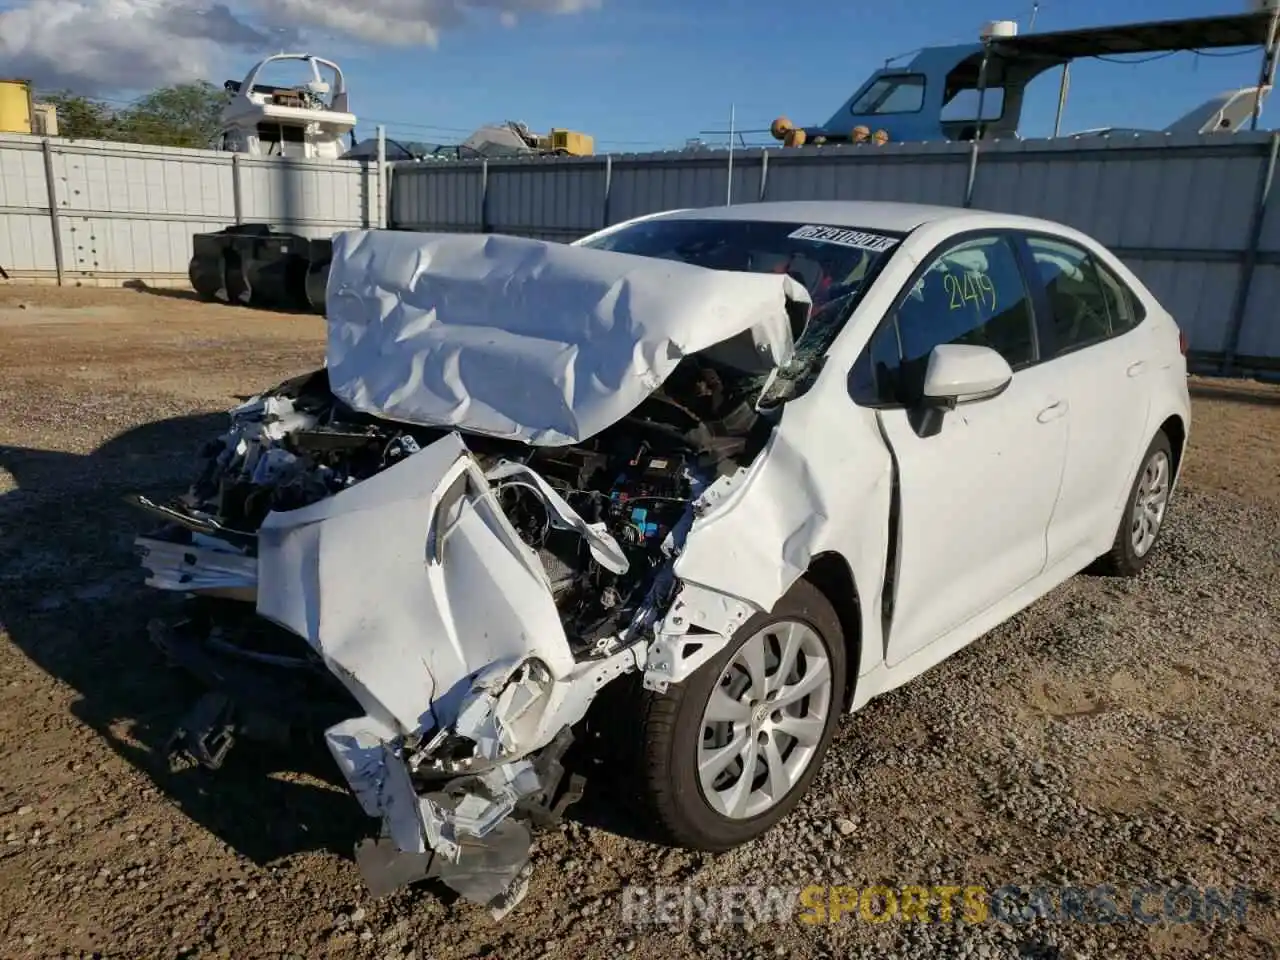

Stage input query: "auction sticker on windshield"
[{"left": 788, "top": 225, "right": 899, "bottom": 253}]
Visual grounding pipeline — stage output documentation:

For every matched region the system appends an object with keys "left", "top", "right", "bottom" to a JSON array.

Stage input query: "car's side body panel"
[
  {"left": 1036, "top": 323, "right": 1154, "bottom": 566},
  {"left": 1082, "top": 241, "right": 1192, "bottom": 498},
  {"left": 1012, "top": 227, "right": 1189, "bottom": 570},
  {"left": 819, "top": 208, "right": 1190, "bottom": 709},
  {"left": 670, "top": 372, "right": 896, "bottom": 686},
  {"left": 876, "top": 359, "right": 1068, "bottom": 666}
]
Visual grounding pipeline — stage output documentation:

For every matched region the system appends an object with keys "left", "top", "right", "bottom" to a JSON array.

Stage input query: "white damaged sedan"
[{"left": 134, "top": 200, "right": 1190, "bottom": 914}]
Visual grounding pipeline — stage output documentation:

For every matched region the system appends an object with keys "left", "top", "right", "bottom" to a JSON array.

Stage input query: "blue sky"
[
  {"left": 332, "top": 0, "right": 1269, "bottom": 150},
  {"left": 330, "top": 0, "right": 1269, "bottom": 150},
  {"left": 0, "top": 0, "right": 1269, "bottom": 149}
]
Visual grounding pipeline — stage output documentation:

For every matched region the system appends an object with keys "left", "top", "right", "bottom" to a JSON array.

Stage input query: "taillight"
[{"left": 1177, "top": 329, "right": 1188, "bottom": 356}]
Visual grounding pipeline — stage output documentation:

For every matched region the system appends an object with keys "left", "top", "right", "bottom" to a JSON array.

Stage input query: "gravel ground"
[{"left": 0, "top": 286, "right": 1277, "bottom": 960}]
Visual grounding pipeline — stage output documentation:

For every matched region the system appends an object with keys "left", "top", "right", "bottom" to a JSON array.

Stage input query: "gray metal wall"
[
  {"left": 0, "top": 134, "right": 378, "bottom": 286},
  {"left": 390, "top": 131, "right": 1280, "bottom": 371}
]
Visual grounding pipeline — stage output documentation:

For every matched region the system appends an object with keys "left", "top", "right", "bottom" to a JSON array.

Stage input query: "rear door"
[
  {"left": 849, "top": 232, "right": 1068, "bottom": 668},
  {"left": 1016, "top": 233, "right": 1153, "bottom": 568}
]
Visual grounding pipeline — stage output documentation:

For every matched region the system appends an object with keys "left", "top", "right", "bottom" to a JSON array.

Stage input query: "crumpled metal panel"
[
  {"left": 323, "top": 229, "right": 807, "bottom": 446},
  {"left": 255, "top": 431, "right": 579, "bottom": 737},
  {"left": 136, "top": 535, "right": 257, "bottom": 601}
]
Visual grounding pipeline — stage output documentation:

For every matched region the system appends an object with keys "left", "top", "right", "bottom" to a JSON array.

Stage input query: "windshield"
[
  {"left": 580, "top": 217, "right": 899, "bottom": 309},
  {"left": 579, "top": 216, "right": 904, "bottom": 408}
]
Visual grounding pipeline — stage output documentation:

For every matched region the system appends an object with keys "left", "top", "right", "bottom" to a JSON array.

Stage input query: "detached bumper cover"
[
  {"left": 255, "top": 431, "right": 587, "bottom": 734},
  {"left": 248, "top": 431, "right": 633, "bottom": 905}
]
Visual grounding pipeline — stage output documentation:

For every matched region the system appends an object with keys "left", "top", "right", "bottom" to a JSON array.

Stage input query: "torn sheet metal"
[
  {"left": 131, "top": 495, "right": 256, "bottom": 547},
  {"left": 324, "top": 713, "right": 541, "bottom": 864},
  {"left": 255, "top": 431, "right": 597, "bottom": 737},
  {"left": 442, "top": 647, "right": 640, "bottom": 764},
  {"left": 325, "top": 715, "right": 437, "bottom": 854},
  {"left": 324, "top": 229, "right": 810, "bottom": 446},
  {"left": 327, "top": 705, "right": 566, "bottom": 916},
  {"left": 658, "top": 359, "right": 896, "bottom": 682},
  {"left": 643, "top": 582, "right": 760, "bottom": 692},
  {"left": 136, "top": 535, "right": 257, "bottom": 601},
  {"left": 485, "top": 459, "right": 628, "bottom": 575}
]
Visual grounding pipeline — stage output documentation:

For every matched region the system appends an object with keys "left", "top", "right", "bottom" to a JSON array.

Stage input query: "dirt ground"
[{"left": 0, "top": 286, "right": 1277, "bottom": 960}]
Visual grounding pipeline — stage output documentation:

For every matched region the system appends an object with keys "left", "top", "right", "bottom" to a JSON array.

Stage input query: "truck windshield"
[
  {"left": 579, "top": 217, "right": 905, "bottom": 406},
  {"left": 850, "top": 74, "right": 926, "bottom": 115}
]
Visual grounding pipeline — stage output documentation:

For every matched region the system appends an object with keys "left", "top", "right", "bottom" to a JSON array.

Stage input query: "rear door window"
[
  {"left": 1024, "top": 236, "right": 1126, "bottom": 355},
  {"left": 1095, "top": 260, "right": 1146, "bottom": 335}
]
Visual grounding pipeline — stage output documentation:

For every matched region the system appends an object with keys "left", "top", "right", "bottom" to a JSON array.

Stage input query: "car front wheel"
[{"left": 636, "top": 578, "right": 847, "bottom": 851}]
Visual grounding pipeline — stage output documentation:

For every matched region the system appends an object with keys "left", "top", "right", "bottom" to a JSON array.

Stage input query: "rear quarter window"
[{"left": 1095, "top": 259, "right": 1146, "bottom": 334}]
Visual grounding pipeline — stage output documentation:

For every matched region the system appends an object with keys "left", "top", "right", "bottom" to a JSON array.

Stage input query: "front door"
[{"left": 849, "top": 232, "right": 1068, "bottom": 667}]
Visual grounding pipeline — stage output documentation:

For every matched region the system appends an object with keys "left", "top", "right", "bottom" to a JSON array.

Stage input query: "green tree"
[
  {"left": 115, "top": 81, "right": 229, "bottom": 149},
  {"left": 34, "top": 81, "right": 229, "bottom": 148},
  {"left": 38, "top": 91, "right": 118, "bottom": 141}
]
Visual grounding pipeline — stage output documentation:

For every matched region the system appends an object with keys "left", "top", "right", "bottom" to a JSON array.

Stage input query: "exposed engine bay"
[
  {"left": 133, "top": 353, "right": 773, "bottom": 915},
  {"left": 138, "top": 350, "right": 767, "bottom": 646}
]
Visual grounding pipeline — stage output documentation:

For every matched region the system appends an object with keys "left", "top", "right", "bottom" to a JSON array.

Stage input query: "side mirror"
[
  {"left": 921, "top": 344, "right": 1013, "bottom": 408},
  {"left": 914, "top": 344, "right": 1013, "bottom": 437}
]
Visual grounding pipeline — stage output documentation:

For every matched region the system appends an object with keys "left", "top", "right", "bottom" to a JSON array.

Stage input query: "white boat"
[{"left": 217, "top": 54, "right": 356, "bottom": 160}]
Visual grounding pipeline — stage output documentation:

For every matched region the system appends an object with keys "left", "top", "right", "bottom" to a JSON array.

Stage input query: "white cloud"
[
  {"left": 264, "top": 0, "right": 597, "bottom": 45},
  {"left": 0, "top": 0, "right": 601, "bottom": 93}
]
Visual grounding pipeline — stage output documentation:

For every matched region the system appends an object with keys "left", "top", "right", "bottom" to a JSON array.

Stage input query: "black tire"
[
  {"left": 636, "top": 578, "right": 847, "bottom": 851},
  {"left": 224, "top": 249, "right": 250, "bottom": 306},
  {"left": 1093, "top": 430, "right": 1175, "bottom": 577},
  {"left": 304, "top": 259, "right": 330, "bottom": 315}
]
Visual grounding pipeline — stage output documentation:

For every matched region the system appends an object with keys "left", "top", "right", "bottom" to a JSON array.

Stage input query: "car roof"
[{"left": 650, "top": 200, "right": 1053, "bottom": 235}]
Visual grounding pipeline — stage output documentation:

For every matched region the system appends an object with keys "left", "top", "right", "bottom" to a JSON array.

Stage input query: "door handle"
[
  {"left": 1037, "top": 399, "right": 1068, "bottom": 423},
  {"left": 1126, "top": 361, "right": 1147, "bottom": 378}
]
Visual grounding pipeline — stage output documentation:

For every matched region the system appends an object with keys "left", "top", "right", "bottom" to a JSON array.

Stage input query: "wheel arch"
[
  {"left": 802, "top": 551, "right": 863, "bottom": 710},
  {"left": 1158, "top": 413, "right": 1187, "bottom": 481}
]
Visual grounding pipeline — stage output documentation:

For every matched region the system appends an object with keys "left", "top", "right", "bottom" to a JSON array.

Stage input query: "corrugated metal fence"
[
  {"left": 391, "top": 132, "right": 1280, "bottom": 371},
  {"left": 0, "top": 134, "right": 378, "bottom": 286},
  {"left": 2, "top": 130, "right": 1276, "bottom": 370}
]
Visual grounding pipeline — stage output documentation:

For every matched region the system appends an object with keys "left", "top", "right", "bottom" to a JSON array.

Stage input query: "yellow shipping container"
[
  {"left": 0, "top": 78, "right": 33, "bottom": 135},
  {"left": 549, "top": 128, "right": 593, "bottom": 156}
]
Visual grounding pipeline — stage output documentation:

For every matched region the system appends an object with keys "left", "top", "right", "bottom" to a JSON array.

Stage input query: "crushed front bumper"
[{"left": 138, "top": 431, "right": 644, "bottom": 914}]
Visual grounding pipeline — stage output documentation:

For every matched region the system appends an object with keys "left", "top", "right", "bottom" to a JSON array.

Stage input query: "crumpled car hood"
[{"left": 325, "top": 229, "right": 810, "bottom": 446}]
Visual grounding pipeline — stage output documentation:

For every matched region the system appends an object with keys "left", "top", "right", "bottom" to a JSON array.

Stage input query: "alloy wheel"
[
  {"left": 1130, "top": 449, "right": 1170, "bottom": 558},
  {"left": 696, "top": 619, "right": 833, "bottom": 820}
]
